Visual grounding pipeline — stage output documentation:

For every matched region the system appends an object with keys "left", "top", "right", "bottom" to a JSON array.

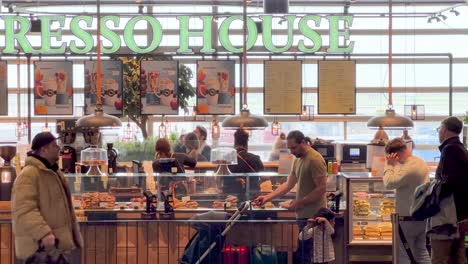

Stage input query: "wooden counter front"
[{"left": 0, "top": 210, "right": 299, "bottom": 264}]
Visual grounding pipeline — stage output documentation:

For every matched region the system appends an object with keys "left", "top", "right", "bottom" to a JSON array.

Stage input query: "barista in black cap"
[{"left": 11, "top": 132, "right": 83, "bottom": 262}]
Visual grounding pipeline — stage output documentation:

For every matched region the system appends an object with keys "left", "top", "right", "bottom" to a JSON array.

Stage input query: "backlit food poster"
[
  {"left": 0, "top": 61, "right": 7, "bottom": 115},
  {"left": 196, "top": 60, "right": 235, "bottom": 115},
  {"left": 34, "top": 61, "right": 73, "bottom": 115},
  {"left": 84, "top": 61, "right": 123, "bottom": 115},
  {"left": 140, "top": 60, "right": 179, "bottom": 115}
]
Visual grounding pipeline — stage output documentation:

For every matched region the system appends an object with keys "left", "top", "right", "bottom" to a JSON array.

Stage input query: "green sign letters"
[{"left": 0, "top": 15, "right": 354, "bottom": 54}]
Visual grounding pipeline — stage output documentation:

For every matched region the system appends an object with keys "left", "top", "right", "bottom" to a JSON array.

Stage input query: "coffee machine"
[
  {"left": 311, "top": 138, "right": 336, "bottom": 164},
  {"left": 56, "top": 119, "right": 78, "bottom": 173},
  {"left": 0, "top": 145, "right": 17, "bottom": 200}
]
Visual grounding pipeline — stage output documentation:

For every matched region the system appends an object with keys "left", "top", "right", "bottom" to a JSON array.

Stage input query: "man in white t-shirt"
[{"left": 383, "top": 138, "right": 430, "bottom": 264}]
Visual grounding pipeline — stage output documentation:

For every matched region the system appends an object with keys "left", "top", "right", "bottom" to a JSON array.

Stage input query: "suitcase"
[{"left": 223, "top": 245, "right": 249, "bottom": 264}]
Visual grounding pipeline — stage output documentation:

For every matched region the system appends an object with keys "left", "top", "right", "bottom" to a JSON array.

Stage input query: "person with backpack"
[
  {"left": 431, "top": 116, "right": 468, "bottom": 264},
  {"left": 383, "top": 138, "right": 430, "bottom": 264}
]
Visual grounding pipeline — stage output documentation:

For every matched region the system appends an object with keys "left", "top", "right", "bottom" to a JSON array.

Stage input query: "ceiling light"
[
  {"left": 450, "top": 9, "right": 460, "bottom": 16},
  {"left": 367, "top": 0, "right": 414, "bottom": 131},
  {"left": 367, "top": 109, "right": 414, "bottom": 129},
  {"left": 76, "top": 107, "right": 122, "bottom": 128},
  {"left": 222, "top": 0, "right": 267, "bottom": 130},
  {"left": 438, "top": 14, "right": 447, "bottom": 20},
  {"left": 222, "top": 108, "right": 268, "bottom": 130},
  {"left": 77, "top": 0, "right": 122, "bottom": 130}
]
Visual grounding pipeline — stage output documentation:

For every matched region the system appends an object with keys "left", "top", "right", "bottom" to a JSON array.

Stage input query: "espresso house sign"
[{"left": 1, "top": 15, "right": 354, "bottom": 54}]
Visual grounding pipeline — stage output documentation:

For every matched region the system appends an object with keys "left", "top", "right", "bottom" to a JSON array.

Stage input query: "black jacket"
[
  {"left": 223, "top": 148, "right": 265, "bottom": 196},
  {"left": 152, "top": 153, "right": 197, "bottom": 174},
  {"left": 436, "top": 136, "right": 468, "bottom": 221}
]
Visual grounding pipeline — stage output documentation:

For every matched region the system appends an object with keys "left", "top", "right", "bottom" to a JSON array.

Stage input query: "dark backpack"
[{"left": 410, "top": 180, "right": 444, "bottom": 220}]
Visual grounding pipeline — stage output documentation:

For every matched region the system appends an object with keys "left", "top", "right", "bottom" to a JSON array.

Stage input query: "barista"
[
  {"left": 152, "top": 138, "right": 197, "bottom": 198},
  {"left": 224, "top": 129, "right": 264, "bottom": 200}
]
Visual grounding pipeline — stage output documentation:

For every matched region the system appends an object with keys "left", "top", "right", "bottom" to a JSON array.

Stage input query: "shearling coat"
[{"left": 11, "top": 155, "right": 83, "bottom": 260}]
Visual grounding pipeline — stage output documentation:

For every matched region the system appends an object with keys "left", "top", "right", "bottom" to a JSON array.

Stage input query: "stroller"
[{"left": 180, "top": 202, "right": 251, "bottom": 264}]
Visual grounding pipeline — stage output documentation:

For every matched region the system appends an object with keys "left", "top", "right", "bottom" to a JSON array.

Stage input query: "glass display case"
[
  {"left": 341, "top": 172, "right": 395, "bottom": 245},
  {"left": 65, "top": 172, "right": 294, "bottom": 220}
]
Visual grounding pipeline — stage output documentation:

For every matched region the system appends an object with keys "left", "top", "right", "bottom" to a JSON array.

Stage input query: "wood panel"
[{"left": 0, "top": 221, "right": 299, "bottom": 264}]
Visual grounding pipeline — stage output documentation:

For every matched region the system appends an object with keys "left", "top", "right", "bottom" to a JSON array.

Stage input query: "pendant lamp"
[
  {"left": 222, "top": 0, "right": 268, "bottom": 130},
  {"left": 367, "top": 0, "right": 413, "bottom": 130},
  {"left": 76, "top": 0, "right": 122, "bottom": 129}
]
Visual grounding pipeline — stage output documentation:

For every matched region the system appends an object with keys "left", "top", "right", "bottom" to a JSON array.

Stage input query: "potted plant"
[
  {"left": 120, "top": 56, "right": 195, "bottom": 139},
  {"left": 114, "top": 138, "right": 157, "bottom": 162}
]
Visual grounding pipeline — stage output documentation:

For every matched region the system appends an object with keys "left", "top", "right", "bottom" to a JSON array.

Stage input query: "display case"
[
  {"left": 65, "top": 172, "right": 294, "bottom": 220},
  {"left": 341, "top": 172, "right": 395, "bottom": 245}
]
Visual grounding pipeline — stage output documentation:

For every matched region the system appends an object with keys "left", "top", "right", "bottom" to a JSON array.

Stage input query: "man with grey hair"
[{"left": 432, "top": 116, "right": 468, "bottom": 264}]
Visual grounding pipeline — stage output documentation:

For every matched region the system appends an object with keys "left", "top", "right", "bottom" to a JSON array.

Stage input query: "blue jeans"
[{"left": 295, "top": 218, "right": 313, "bottom": 264}]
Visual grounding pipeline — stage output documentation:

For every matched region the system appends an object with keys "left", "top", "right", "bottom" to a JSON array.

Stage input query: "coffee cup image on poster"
[
  {"left": 196, "top": 60, "right": 235, "bottom": 115},
  {"left": 84, "top": 61, "right": 123, "bottom": 115},
  {"left": 140, "top": 60, "right": 179, "bottom": 115},
  {"left": 34, "top": 61, "right": 73, "bottom": 115}
]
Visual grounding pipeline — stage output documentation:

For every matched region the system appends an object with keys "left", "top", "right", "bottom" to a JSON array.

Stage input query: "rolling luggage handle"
[{"left": 195, "top": 201, "right": 252, "bottom": 264}]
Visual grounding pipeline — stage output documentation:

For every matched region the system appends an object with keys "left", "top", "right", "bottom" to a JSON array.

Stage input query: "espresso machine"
[
  {"left": 56, "top": 119, "right": 78, "bottom": 173},
  {"left": 311, "top": 138, "right": 336, "bottom": 164},
  {"left": 0, "top": 145, "right": 17, "bottom": 200}
]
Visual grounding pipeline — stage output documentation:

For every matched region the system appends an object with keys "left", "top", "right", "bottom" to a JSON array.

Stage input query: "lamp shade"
[
  {"left": 367, "top": 109, "right": 414, "bottom": 129},
  {"left": 222, "top": 109, "right": 268, "bottom": 130},
  {"left": 76, "top": 107, "right": 122, "bottom": 128}
]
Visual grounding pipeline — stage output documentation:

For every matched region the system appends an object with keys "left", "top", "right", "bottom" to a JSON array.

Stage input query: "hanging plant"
[{"left": 119, "top": 56, "right": 195, "bottom": 139}]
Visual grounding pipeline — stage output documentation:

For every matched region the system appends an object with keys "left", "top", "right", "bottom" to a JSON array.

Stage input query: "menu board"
[
  {"left": 264, "top": 60, "right": 302, "bottom": 115},
  {"left": 34, "top": 61, "right": 74, "bottom": 115},
  {"left": 140, "top": 60, "right": 179, "bottom": 115},
  {"left": 0, "top": 61, "right": 7, "bottom": 115},
  {"left": 318, "top": 60, "right": 356, "bottom": 114}
]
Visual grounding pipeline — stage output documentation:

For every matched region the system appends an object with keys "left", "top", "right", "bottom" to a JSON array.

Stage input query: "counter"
[{"left": 0, "top": 172, "right": 307, "bottom": 264}]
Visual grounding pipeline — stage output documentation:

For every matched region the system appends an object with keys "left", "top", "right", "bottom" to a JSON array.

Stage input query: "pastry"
[
  {"left": 380, "top": 199, "right": 395, "bottom": 216},
  {"left": 81, "top": 192, "right": 116, "bottom": 209},
  {"left": 225, "top": 195, "right": 238, "bottom": 203},
  {"left": 260, "top": 180, "right": 273, "bottom": 192},
  {"left": 353, "top": 199, "right": 371, "bottom": 216},
  {"left": 370, "top": 193, "right": 384, "bottom": 198},
  {"left": 279, "top": 200, "right": 292, "bottom": 209},
  {"left": 213, "top": 200, "right": 224, "bottom": 209},
  {"left": 353, "top": 192, "right": 368, "bottom": 198},
  {"left": 185, "top": 201, "right": 199, "bottom": 209},
  {"left": 173, "top": 201, "right": 186, "bottom": 209}
]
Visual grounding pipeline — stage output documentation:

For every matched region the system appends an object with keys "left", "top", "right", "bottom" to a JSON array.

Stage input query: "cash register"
[{"left": 339, "top": 144, "right": 368, "bottom": 172}]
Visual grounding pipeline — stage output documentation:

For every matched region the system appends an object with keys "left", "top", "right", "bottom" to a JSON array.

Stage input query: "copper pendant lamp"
[
  {"left": 222, "top": 0, "right": 268, "bottom": 130},
  {"left": 76, "top": 0, "right": 122, "bottom": 129},
  {"left": 367, "top": 0, "right": 413, "bottom": 130}
]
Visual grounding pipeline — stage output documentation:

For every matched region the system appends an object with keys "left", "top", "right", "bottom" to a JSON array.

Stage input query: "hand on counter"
[
  {"left": 254, "top": 195, "right": 269, "bottom": 206},
  {"left": 286, "top": 199, "right": 304, "bottom": 211}
]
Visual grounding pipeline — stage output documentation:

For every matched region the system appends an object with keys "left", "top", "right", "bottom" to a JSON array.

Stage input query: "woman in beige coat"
[{"left": 11, "top": 132, "right": 83, "bottom": 262}]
